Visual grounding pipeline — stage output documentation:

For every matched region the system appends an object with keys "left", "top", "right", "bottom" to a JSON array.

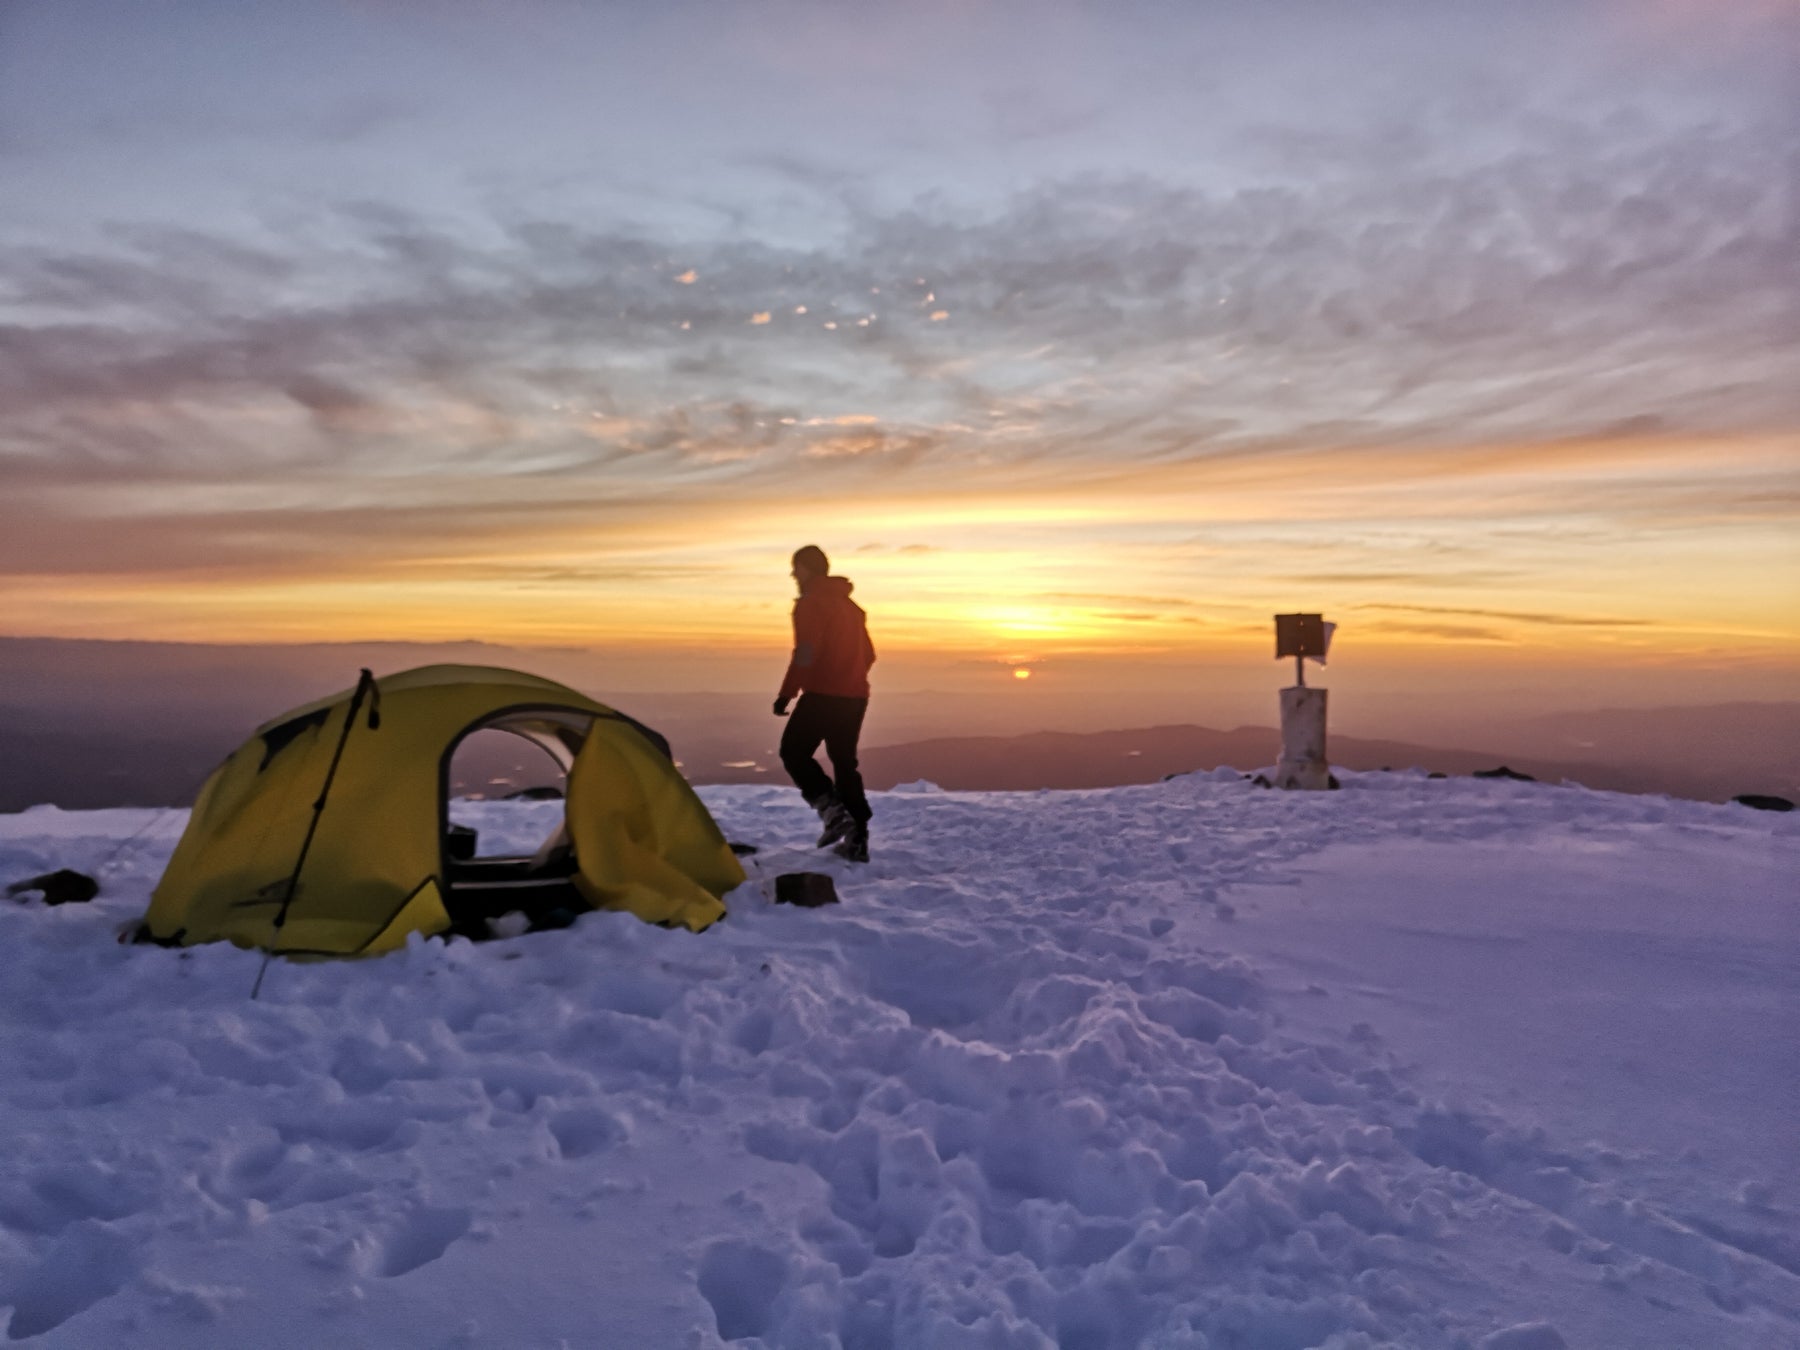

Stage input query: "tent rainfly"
[{"left": 135, "top": 665, "right": 745, "bottom": 956}]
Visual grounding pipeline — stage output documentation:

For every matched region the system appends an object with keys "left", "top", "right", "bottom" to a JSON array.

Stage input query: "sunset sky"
[{"left": 2, "top": 0, "right": 1796, "bottom": 709}]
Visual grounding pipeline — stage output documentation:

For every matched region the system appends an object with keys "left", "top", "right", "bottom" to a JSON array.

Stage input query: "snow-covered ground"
[{"left": 0, "top": 773, "right": 1795, "bottom": 1349}]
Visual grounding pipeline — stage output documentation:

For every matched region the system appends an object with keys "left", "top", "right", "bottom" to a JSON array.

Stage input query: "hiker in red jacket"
[{"left": 773, "top": 545, "right": 875, "bottom": 862}]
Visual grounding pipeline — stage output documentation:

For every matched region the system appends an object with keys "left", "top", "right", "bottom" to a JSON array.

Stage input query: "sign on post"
[{"left": 1275, "top": 613, "right": 1334, "bottom": 686}]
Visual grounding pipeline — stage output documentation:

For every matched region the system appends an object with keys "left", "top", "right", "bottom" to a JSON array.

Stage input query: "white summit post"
[{"left": 1273, "top": 613, "right": 1334, "bottom": 791}]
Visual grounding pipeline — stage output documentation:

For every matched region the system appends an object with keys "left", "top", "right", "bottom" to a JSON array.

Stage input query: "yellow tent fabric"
[
  {"left": 565, "top": 723, "right": 735, "bottom": 932},
  {"left": 139, "top": 665, "right": 743, "bottom": 955}
]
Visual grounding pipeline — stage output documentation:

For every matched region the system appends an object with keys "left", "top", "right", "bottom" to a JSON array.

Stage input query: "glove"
[{"left": 773, "top": 697, "right": 791, "bottom": 717}]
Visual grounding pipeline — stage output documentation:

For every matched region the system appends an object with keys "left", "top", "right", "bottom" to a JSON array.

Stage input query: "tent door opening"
[{"left": 443, "top": 710, "right": 593, "bottom": 938}]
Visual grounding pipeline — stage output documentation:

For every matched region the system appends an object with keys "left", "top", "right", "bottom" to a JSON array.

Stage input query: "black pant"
[{"left": 780, "top": 692, "right": 871, "bottom": 825}]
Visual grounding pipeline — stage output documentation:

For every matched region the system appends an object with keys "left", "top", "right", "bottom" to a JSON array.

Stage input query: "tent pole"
[{"left": 251, "top": 669, "right": 378, "bottom": 999}]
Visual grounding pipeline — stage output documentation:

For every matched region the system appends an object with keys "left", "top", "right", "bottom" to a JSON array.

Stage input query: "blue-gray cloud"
[{"left": 3, "top": 110, "right": 1792, "bottom": 473}]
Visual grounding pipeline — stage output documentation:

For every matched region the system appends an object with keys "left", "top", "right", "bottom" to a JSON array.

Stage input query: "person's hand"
[{"left": 773, "top": 697, "right": 790, "bottom": 717}]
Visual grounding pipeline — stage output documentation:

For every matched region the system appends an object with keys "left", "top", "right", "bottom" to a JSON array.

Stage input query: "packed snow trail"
[{"left": 0, "top": 774, "right": 1795, "bottom": 1348}]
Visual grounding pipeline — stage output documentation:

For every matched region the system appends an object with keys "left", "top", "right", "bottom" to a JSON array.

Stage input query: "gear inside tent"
[{"left": 134, "top": 665, "right": 745, "bottom": 956}]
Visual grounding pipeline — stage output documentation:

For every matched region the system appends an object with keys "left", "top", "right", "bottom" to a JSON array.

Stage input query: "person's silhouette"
[{"left": 773, "top": 545, "right": 876, "bottom": 862}]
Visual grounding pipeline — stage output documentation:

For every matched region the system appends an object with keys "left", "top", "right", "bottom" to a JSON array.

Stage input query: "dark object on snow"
[
  {"left": 1731, "top": 794, "right": 1795, "bottom": 813},
  {"left": 1473, "top": 766, "right": 1537, "bottom": 783},
  {"left": 7, "top": 869, "right": 100, "bottom": 906},
  {"left": 774, "top": 872, "right": 839, "bottom": 908},
  {"left": 504, "top": 785, "right": 564, "bottom": 801},
  {"left": 1251, "top": 771, "right": 1339, "bottom": 790},
  {"left": 445, "top": 823, "right": 479, "bottom": 861},
  {"left": 729, "top": 841, "right": 760, "bottom": 856},
  {"left": 1428, "top": 772, "right": 1448, "bottom": 779}
]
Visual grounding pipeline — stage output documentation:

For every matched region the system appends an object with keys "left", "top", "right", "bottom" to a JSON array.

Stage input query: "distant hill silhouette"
[{"left": 849, "top": 724, "right": 1701, "bottom": 797}]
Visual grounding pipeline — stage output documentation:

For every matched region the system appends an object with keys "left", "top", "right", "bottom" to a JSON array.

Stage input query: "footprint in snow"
[
  {"left": 217, "top": 1137, "right": 370, "bottom": 1212},
  {"left": 0, "top": 1161, "right": 149, "bottom": 1237},
  {"left": 697, "top": 1240, "right": 787, "bottom": 1341},
  {"left": 348, "top": 1205, "right": 474, "bottom": 1279},
  {"left": 546, "top": 1107, "right": 628, "bottom": 1161},
  {"left": 0, "top": 1220, "right": 137, "bottom": 1340}
]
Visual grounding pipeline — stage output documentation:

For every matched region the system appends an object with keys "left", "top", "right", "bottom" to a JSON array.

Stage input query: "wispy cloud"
[
  {"left": 1357, "top": 603, "right": 1657, "bottom": 629},
  {"left": 1369, "top": 620, "right": 1514, "bottom": 644},
  {"left": 5, "top": 105, "right": 1793, "bottom": 484}
]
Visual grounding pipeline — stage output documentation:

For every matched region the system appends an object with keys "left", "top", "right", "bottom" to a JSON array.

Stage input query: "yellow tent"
[{"left": 136, "top": 665, "right": 744, "bottom": 956}]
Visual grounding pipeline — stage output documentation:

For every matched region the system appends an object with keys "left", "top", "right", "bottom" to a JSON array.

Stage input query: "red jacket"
[{"left": 778, "top": 575, "right": 875, "bottom": 701}]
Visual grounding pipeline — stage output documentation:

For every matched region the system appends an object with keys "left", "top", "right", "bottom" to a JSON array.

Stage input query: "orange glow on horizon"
[{"left": 1, "top": 433, "right": 1793, "bottom": 686}]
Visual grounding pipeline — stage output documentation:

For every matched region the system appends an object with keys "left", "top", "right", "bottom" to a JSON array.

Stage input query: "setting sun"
[{"left": 1013, "top": 668, "right": 1033, "bottom": 681}]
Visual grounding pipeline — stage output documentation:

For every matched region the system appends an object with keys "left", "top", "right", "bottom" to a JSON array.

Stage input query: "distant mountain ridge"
[{"left": 848, "top": 724, "right": 1749, "bottom": 800}]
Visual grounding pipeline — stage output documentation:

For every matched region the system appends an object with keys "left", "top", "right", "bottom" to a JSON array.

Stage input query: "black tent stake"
[{"left": 251, "top": 669, "right": 378, "bottom": 1000}]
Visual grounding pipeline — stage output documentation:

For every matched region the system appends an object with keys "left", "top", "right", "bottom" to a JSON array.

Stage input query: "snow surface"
[{"left": 0, "top": 773, "right": 1796, "bottom": 1348}]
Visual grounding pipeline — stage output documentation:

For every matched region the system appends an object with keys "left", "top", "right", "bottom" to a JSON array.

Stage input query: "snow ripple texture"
[{"left": 0, "top": 774, "right": 1795, "bottom": 1348}]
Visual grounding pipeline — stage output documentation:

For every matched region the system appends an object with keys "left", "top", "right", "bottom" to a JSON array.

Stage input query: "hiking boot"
[
  {"left": 815, "top": 800, "right": 853, "bottom": 849},
  {"left": 832, "top": 824, "right": 869, "bottom": 864}
]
